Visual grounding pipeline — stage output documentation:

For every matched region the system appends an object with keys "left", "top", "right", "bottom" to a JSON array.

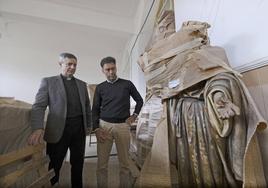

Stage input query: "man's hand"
[
  {"left": 125, "top": 114, "right": 138, "bottom": 125},
  {"left": 28, "top": 129, "right": 44, "bottom": 145},
  {"left": 213, "top": 92, "right": 240, "bottom": 119},
  {"left": 95, "top": 128, "right": 109, "bottom": 143}
]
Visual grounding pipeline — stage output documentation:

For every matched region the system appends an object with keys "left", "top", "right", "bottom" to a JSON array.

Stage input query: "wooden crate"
[{"left": 0, "top": 143, "right": 54, "bottom": 188}]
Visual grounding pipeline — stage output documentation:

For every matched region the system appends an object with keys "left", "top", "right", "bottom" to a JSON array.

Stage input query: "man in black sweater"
[{"left": 92, "top": 56, "right": 143, "bottom": 188}]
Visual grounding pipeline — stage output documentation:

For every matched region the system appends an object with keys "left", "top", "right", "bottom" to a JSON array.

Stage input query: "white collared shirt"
[{"left": 107, "top": 77, "right": 119, "bottom": 84}]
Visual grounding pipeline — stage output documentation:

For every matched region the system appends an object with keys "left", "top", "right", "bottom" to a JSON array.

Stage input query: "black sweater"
[{"left": 92, "top": 78, "right": 143, "bottom": 130}]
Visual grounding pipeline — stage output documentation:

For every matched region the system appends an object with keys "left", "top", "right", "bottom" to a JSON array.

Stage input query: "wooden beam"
[
  {"left": 0, "top": 144, "right": 45, "bottom": 167},
  {"left": 0, "top": 155, "right": 49, "bottom": 187}
]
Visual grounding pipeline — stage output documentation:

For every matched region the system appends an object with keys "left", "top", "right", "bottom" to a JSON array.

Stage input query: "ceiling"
[
  {"left": 41, "top": 0, "right": 139, "bottom": 18},
  {"left": 0, "top": 0, "right": 143, "bottom": 68},
  {"left": 0, "top": 0, "right": 141, "bottom": 30}
]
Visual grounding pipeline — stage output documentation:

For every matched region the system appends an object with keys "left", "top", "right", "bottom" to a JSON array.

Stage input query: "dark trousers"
[{"left": 46, "top": 116, "right": 85, "bottom": 188}]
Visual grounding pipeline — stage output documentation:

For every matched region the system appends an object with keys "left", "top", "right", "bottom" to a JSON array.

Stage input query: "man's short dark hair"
[
  {"left": 100, "top": 56, "right": 116, "bottom": 67},
  {"left": 59, "top": 53, "right": 77, "bottom": 62}
]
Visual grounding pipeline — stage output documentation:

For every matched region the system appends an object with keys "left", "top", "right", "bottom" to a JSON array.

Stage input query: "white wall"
[
  {"left": 0, "top": 14, "right": 130, "bottom": 103},
  {"left": 174, "top": 0, "right": 268, "bottom": 70}
]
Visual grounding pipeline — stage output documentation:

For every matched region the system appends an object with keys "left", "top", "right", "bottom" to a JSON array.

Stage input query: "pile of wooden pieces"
[{"left": 0, "top": 97, "right": 53, "bottom": 187}]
